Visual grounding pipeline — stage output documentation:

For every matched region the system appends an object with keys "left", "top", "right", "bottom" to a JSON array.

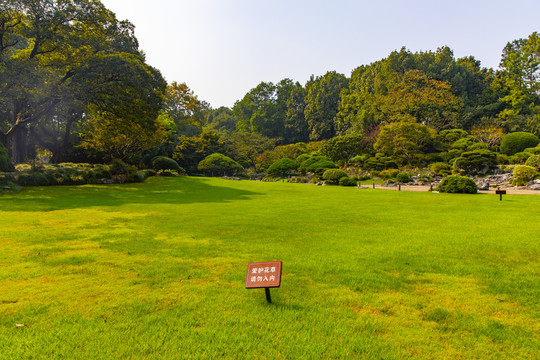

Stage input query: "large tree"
[
  {"left": 304, "top": 71, "right": 349, "bottom": 141},
  {"left": 0, "top": 0, "right": 165, "bottom": 163}
]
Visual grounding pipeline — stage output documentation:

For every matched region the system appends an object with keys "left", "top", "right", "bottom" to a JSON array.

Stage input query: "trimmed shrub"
[
  {"left": 299, "top": 156, "right": 335, "bottom": 175},
  {"left": 510, "top": 151, "right": 532, "bottom": 165},
  {"left": 436, "top": 175, "right": 478, "bottom": 194},
  {"left": 378, "top": 169, "right": 399, "bottom": 179},
  {"left": 322, "top": 169, "right": 348, "bottom": 185},
  {"left": 453, "top": 150, "right": 497, "bottom": 175},
  {"left": 16, "top": 172, "right": 50, "bottom": 186},
  {"left": 524, "top": 146, "right": 540, "bottom": 155},
  {"left": 295, "top": 153, "right": 311, "bottom": 164},
  {"left": 198, "top": 153, "right": 242, "bottom": 176},
  {"left": 267, "top": 158, "right": 299, "bottom": 177},
  {"left": 339, "top": 176, "right": 357, "bottom": 186},
  {"left": 512, "top": 165, "right": 537, "bottom": 186},
  {"left": 500, "top": 132, "right": 540, "bottom": 155},
  {"left": 396, "top": 172, "right": 412, "bottom": 183},
  {"left": 467, "top": 142, "right": 488, "bottom": 151},
  {"left": 429, "top": 162, "right": 452, "bottom": 176},
  {"left": 525, "top": 155, "right": 540, "bottom": 170},
  {"left": 110, "top": 159, "right": 131, "bottom": 175},
  {"left": 497, "top": 154, "right": 510, "bottom": 165},
  {"left": 0, "top": 143, "right": 9, "bottom": 171},
  {"left": 152, "top": 156, "right": 181, "bottom": 172}
]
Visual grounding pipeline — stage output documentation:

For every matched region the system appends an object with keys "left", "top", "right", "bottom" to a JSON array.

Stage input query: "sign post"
[
  {"left": 496, "top": 189, "right": 506, "bottom": 201},
  {"left": 245, "top": 261, "right": 282, "bottom": 303}
]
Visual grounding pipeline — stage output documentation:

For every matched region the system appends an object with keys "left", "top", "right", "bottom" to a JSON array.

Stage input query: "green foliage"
[
  {"left": 320, "top": 133, "right": 368, "bottom": 164},
  {"left": 0, "top": 143, "right": 10, "bottom": 171},
  {"left": 374, "top": 121, "right": 436, "bottom": 165},
  {"left": 453, "top": 150, "right": 498, "bottom": 175},
  {"left": 379, "top": 169, "right": 400, "bottom": 179},
  {"left": 512, "top": 165, "right": 537, "bottom": 185},
  {"left": 437, "top": 175, "right": 478, "bottom": 194},
  {"left": 322, "top": 169, "right": 348, "bottom": 185},
  {"left": 339, "top": 176, "right": 358, "bottom": 186},
  {"left": 173, "top": 131, "right": 225, "bottom": 173},
  {"left": 500, "top": 132, "right": 540, "bottom": 155},
  {"left": 152, "top": 156, "right": 181, "bottom": 172},
  {"left": 267, "top": 158, "right": 299, "bottom": 177},
  {"left": 525, "top": 155, "right": 540, "bottom": 170},
  {"left": 197, "top": 153, "right": 242, "bottom": 176},
  {"left": 510, "top": 152, "right": 533, "bottom": 164},
  {"left": 430, "top": 162, "right": 453, "bottom": 176},
  {"left": 299, "top": 156, "right": 335, "bottom": 174},
  {"left": 396, "top": 172, "right": 412, "bottom": 183},
  {"left": 305, "top": 71, "right": 349, "bottom": 140},
  {"left": 296, "top": 153, "right": 312, "bottom": 164},
  {"left": 524, "top": 146, "right": 540, "bottom": 155},
  {"left": 16, "top": 172, "right": 50, "bottom": 187}
]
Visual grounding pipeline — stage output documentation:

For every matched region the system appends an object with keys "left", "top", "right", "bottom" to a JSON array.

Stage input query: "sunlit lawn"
[{"left": 0, "top": 177, "right": 538, "bottom": 359}]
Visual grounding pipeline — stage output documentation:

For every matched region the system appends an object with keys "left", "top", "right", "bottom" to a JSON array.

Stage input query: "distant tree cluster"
[{"left": 1, "top": 1, "right": 539, "bottom": 188}]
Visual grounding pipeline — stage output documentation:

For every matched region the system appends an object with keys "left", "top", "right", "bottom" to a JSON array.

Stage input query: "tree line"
[{"left": 1, "top": 0, "right": 539, "bottom": 176}]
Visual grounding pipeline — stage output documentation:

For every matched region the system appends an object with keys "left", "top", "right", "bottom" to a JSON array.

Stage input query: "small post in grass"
[
  {"left": 373, "top": 183, "right": 375, "bottom": 189},
  {"left": 496, "top": 189, "right": 506, "bottom": 201},
  {"left": 246, "top": 261, "right": 282, "bottom": 303}
]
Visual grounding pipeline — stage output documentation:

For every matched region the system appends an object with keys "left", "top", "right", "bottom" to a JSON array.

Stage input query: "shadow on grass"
[{"left": 1, "top": 177, "right": 262, "bottom": 212}]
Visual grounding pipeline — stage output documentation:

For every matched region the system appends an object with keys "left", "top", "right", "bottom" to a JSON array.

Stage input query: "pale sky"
[{"left": 100, "top": 0, "right": 540, "bottom": 109}]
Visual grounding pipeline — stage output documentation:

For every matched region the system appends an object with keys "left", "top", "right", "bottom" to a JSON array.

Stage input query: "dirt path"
[{"left": 366, "top": 185, "right": 540, "bottom": 195}]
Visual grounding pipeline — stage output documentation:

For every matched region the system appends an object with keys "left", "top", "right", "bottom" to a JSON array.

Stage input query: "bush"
[
  {"left": 299, "top": 156, "right": 335, "bottom": 174},
  {"left": 0, "top": 143, "right": 10, "bottom": 172},
  {"left": 110, "top": 159, "right": 131, "bottom": 175},
  {"left": 152, "top": 156, "right": 181, "bottom": 172},
  {"left": 500, "top": 132, "right": 540, "bottom": 155},
  {"left": 429, "top": 162, "right": 452, "bottom": 176},
  {"left": 322, "top": 169, "right": 348, "bottom": 185},
  {"left": 295, "top": 153, "right": 311, "bottom": 164},
  {"left": 396, "top": 172, "right": 412, "bottom": 183},
  {"left": 525, "top": 155, "right": 540, "bottom": 170},
  {"left": 378, "top": 169, "right": 399, "bottom": 179},
  {"left": 453, "top": 150, "right": 498, "bottom": 175},
  {"left": 198, "top": 153, "right": 242, "bottom": 176},
  {"left": 524, "top": 146, "right": 540, "bottom": 155},
  {"left": 510, "top": 151, "right": 532, "bottom": 164},
  {"left": 467, "top": 142, "right": 488, "bottom": 151},
  {"left": 339, "top": 176, "right": 357, "bottom": 186},
  {"left": 267, "top": 158, "right": 299, "bottom": 177},
  {"left": 512, "top": 165, "right": 537, "bottom": 186},
  {"left": 497, "top": 154, "right": 510, "bottom": 165},
  {"left": 16, "top": 172, "right": 50, "bottom": 186},
  {"left": 436, "top": 175, "right": 478, "bottom": 194}
]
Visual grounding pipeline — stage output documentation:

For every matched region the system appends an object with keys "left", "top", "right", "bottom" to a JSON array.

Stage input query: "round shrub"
[
  {"left": 152, "top": 156, "right": 181, "bottom": 172},
  {"left": 510, "top": 151, "right": 532, "bottom": 165},
  {"left": 500, "top": 132, "right": 540, "bottom": 155},
  {"left": 339, "top": 176, "right": 357, "bottom": 186},
  {"left": 267, "top": 158, "right": 299, "bottom": 177},
  {"left": 512, "top": 165, "right": 537, "bottom": 186},
  {"left": 322, "top": 169, "right": 348, "bottom": 185},
  {"left": 110, "top": 159, "right": 131, "bottom": 175},
  {"left": 299, "top": 156, "right": 335, "bottom": 175},
  {"left": 378, "top": 169, "right": 399, "bottom": 179},
  {"left": 198, "top": 153, "right": 242, "bottom": 176},
  {"left": 296, "top": 153, "right": 311, "bottom": 164},
  {"left": 395, "top": 172, "right": 412, "bottom": 183},
  {"left": 0, "top": 143, "right": 10, "bottom": 171},
  {"left": 524, "top": 146, "right": 540, "bottom": 155},
  {"left": 436, "top": 175, "right": 478, "bottom": 194},
  {"left": 525, "top": 155, "right": 540, "bottom": 170},
  {"left": 453, "top": 150, "right": 498, "bottom": 175},
  {"left": 429, "top": 162, "right": 452, "bottom": 176}
]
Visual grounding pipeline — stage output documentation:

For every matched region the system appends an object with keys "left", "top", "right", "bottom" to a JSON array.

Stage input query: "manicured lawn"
[{"left": 0, "top": 177, "right": 538, "bottom": 359}]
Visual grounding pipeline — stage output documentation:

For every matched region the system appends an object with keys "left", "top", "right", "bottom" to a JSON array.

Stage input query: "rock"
[
  {"left": 2, "top": 186, "right": 11, "bottom": 190},
  {"left": 477, "top": 179, "right": 490, "bottom": 191},
  {"left": 528, "top": 184, "right": 540, "bottom": 190}
]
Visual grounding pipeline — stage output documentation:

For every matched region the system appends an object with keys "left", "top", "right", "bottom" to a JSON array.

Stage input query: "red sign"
[{"left": 245, "top": 261, "right": 282, "bottom": 289}]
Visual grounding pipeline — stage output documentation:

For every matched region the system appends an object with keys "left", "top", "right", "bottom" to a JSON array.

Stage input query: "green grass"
[{"left": 0, "top": 177, "right": 538, "bottom": 359}]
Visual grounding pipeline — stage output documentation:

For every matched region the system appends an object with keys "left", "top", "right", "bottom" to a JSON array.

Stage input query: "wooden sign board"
[
  {"left": 245, "top": 261, "right": 282, "bottom": 289},
  {"left": 496, "top": 190, "right": 507, "bottom": 195}
]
